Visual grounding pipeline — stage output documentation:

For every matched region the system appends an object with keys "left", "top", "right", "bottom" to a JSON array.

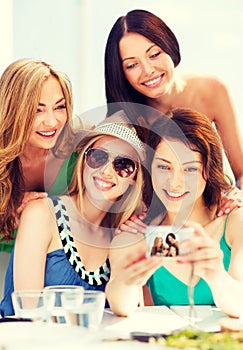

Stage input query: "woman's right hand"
[{"left": 115, "top": 212, "right": 147, "bottom": 235}]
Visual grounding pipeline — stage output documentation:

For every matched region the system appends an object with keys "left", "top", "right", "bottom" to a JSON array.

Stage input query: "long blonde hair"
[{"left": 0, "top": 58, "right": 73, "bottom": 238}]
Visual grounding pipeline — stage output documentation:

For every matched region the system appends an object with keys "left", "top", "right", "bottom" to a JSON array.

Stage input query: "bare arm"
[
  {"left": 209, "top": 78, "right": 243, "bottom": 188},
  {"left": 14, "top": 198, "right": 55, "bottom": 290},
  {"left": 106, "top": 233, "right": 161, "bottom": 317}
]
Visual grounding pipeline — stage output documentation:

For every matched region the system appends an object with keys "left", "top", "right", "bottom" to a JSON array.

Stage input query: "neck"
[
  {"left": 74, "top": 193, "right": 110, "bottom": 226},
  {"left": 163, "top": 198, "right": 217, "bottom": 227},
  {"left": 20, "top": 144, "right": 49, "bottom": 161},
  {"left": 147, "top": 72, "right": 186, "bottom": 114}
]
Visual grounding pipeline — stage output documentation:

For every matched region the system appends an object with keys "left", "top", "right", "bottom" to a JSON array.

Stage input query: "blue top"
[
  {"left": 147, "top": 215, "right": 231, "bottom": 306},
  {"left": 0, "top": 196, "right": 110, "bottom": 316}
]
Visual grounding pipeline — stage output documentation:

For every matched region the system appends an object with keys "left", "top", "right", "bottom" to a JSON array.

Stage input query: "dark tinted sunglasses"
[{"left": 85, "top": 148, "right": 137, "bottom": 178}]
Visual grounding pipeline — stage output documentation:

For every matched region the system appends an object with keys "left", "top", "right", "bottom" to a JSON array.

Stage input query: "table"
[{"left": 0, "top": 306, "right": 228, "bottom": 350}]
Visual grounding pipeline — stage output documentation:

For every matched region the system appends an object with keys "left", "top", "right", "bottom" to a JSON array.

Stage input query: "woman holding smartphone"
[{"left": 106, "top": 108, "right": 243, "bottom": 319}]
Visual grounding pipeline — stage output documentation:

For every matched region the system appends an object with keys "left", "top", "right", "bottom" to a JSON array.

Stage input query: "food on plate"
[{"left": 164, "top": 328, "right": 243, "bottom": 349}]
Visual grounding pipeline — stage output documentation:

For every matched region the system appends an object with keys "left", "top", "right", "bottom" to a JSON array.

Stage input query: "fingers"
[
  {"left": 22, "top": 191, "right": 48, "bottom": 204},
  {"left": 116, "top": 214, "right": 147, "bottom": 235},
  {"left": 17, "top": 192, "right": 48, "bottom": 214},
  {"left": 177, "top": 232, "right": 223, "bottom": 278},
  {"left": 183, "top": 221, "right": 207, "bottom": 239},
  {"left": 218, "top": 187, "right": 243, "bottom": 216}
]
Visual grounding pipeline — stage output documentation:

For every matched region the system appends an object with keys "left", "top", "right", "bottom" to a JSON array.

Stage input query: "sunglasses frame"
[{"left": 85, "top": 148, "right": 138, "bottom": 178}]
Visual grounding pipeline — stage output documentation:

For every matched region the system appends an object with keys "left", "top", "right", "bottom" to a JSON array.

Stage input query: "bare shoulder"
[
  {"left": 227, "top": 207, "right": 243, "bottom": 226},
  {"left": 20, "top": 197, "right": 54, "bottom": 222},
  {"left": 183, "top": 72, "right": 227, "bottom": 93},
  {"left": 226, "top": 207, "right": 243, "bottom": 243}
]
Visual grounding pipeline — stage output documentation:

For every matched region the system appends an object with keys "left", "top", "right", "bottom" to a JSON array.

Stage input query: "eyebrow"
[
  {"left": 122, "top": 44, "right": 157, "bottom": 62},
  {"left": 38, "top": 97, "right": 65, "bottom": 106},
  {"left": 155, "top": 157, "right": 202, "bottom": 166}
]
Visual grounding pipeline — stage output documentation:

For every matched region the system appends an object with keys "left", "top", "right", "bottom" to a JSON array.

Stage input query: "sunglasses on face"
[{"left": 85, "top": 148, "right": 137, "bottom": 178}]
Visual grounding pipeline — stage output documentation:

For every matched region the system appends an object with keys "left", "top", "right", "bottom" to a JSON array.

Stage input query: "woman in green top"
[
  {"left": 0, "top": 58, "right": 78, "bottom": 252},
  {"left": 106, "top": 108, "right": 243, "bottom": 319}
]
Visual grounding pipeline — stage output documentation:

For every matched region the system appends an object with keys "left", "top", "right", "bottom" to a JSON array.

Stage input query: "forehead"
[
  {"left": 40, "top": 76, "right": 63, "bottom": 101},
  {"left": 93, "top": 135, "right": 138, "bottom": 158},
  {"left": 154, "top": 139, "right": 202, "bottom": 164},
  {"left": 119, "top": 32, "right": 156, "bottom": 57}
]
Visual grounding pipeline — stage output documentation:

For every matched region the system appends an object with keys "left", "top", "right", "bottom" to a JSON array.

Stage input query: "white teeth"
[
  {"left": 144, "top": 76, "right": 161, "bottom": 86},
  {"left": 167, "top": 191, "right": 183, "bottom": 198},
  {"left": 95, "top": 178, "right": 113, "bottom": 188},
  {"left": 39, "top": 131, "right": 55, "bottom": 136}
]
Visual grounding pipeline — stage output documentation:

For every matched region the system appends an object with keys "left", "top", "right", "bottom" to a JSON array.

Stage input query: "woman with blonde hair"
[
  {"left": 0, "top": 112, "right": 160, "bottom": 316},
  {"left": 0, "top": 58, "right": 76, "bottom": 247}
]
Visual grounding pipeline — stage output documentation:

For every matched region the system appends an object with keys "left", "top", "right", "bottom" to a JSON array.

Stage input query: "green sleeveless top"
[
  {"left": 147, "top": 215, "right": 231, "bottom": 306},
  {"left": 0, "top": 152, "right": 78, "bottom": 253}
]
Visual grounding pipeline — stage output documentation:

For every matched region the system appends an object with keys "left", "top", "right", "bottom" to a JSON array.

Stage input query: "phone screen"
[{"left": 145, "top": 226, "right": 194, "bottom": 258}]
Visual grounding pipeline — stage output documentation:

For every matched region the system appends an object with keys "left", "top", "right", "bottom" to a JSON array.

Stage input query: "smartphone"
[{"left": 145, "top": 225, "right": 194, "bottom": 258}]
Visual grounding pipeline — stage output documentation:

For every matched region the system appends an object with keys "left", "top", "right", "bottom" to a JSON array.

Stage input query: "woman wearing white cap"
[{"left": 0, "top": 111, "right": 161, "bottom": 316}]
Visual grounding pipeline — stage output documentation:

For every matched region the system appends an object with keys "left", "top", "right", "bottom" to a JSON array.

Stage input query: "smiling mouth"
[
  {"left": 164, "top": 190, "right": 188, "bottom": 201},
  {"left": 142, "top": 73, "right": 164, "bottom": 87},
  {"left": 36, "top": 130, "right": 56, "bottom": 138},
  {"left": 93, "top": 176, "right": 115, "bottom": 191}
]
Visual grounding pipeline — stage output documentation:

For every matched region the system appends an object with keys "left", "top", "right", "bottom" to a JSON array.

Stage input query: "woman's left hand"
[
  {"left": 218, "top": 187, "right": 243, "bottom": 216},
  {"left": 177, "top": 222, "right": 223, "bottom": 280},
  {"left": 16, "top": 192, "right": 48, "bottom": 215}
]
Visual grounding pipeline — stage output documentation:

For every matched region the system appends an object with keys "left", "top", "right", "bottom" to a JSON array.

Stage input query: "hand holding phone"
[{"left": 145, "top": 226, "right": 194, "bottom": 258}]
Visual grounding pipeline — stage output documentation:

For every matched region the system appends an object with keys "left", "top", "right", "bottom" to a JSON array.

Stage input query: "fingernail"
[
  {"left": 224, "top": 208, "right": 230, "bottom": 214},
  {"left": 217, "top": 210, "right": 223, "bottom": 216}
]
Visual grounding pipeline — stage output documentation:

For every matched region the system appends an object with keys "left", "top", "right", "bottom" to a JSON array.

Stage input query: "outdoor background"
[{"left": 0, "top": 0, "right": 243, "bottom": 127}]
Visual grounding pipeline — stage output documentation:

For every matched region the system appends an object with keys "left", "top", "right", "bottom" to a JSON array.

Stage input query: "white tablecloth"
[{"left": 0, "top": 306, "right": 227, "bottom": 350}]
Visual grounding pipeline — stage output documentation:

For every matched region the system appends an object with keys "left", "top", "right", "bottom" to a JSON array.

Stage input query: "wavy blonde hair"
[{"left": 0, "top": 58, "right": 73, "bottom": 238}]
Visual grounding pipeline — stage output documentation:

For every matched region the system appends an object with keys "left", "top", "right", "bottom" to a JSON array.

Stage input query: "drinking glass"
[
  {"left": 44, "top": 285, "right": 84, "bottom": 324},
  {"left": 11, "top": 289, "right": 55, "bottom": 323},
  {"left": 61, "top": 290, "right": 105, "bottom": 330}
]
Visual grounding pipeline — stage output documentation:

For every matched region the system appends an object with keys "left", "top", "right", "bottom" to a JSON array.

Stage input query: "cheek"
[
  {"left": 118, "top": 180, "right": 132, "bottom": 195},
  {"left": 31, "top": 115, "right": 43, "bottom": 130},
  {"left": 152, "top": 171, "right": 167, "bottom": 191},
  {"left": 187, "top": 176, "right": 206, "bottom": 196},
  {"left": 82, "top": 167, "right": 91, "bottom": 188},
  {"left": 124, "top": 69, "right": 138, "bottom": 85},
  {"left": 58, "top": 113, "right": 68, "bottom": 126}
]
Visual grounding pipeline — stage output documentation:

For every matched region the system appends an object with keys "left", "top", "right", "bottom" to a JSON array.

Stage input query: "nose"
[
  {"left": 169, "top": 169, "right": 184, "bottom": 188},
  {"left": 43, "top": 108, "right": 57, "bottom": 127},
  {"left": 100, "top": 161, "right": 114, "bottom": 177},
  {"left": 141, "top": 60, "right": 155, "bottom": 76}
]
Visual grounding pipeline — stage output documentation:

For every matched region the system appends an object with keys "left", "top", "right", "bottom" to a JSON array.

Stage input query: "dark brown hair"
[
  {"left": 104, "top": 9, "right": 181, "bottom": 119},
  {"left": 144, "top": 108, "right": 232, "bottom": 220}
]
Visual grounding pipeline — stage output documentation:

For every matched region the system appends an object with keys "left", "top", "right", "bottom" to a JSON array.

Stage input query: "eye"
[
  {"left": 185, "top": 166, "right": 198, "bottom": 173},
  {"left": 36, "top": 107, "right": 43, "bottom": 114},
  {"left": 149, "top": 51, "right": 161, "bottom": 59},
  {"left": 55, "top": 104, "right": 66, "bottom": 110},
  {"left": 158, "top": 164, "right": 170, "bottom": 171},
  {"left": 125, "top": 62, "right": 138, "bottom": 70}
]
